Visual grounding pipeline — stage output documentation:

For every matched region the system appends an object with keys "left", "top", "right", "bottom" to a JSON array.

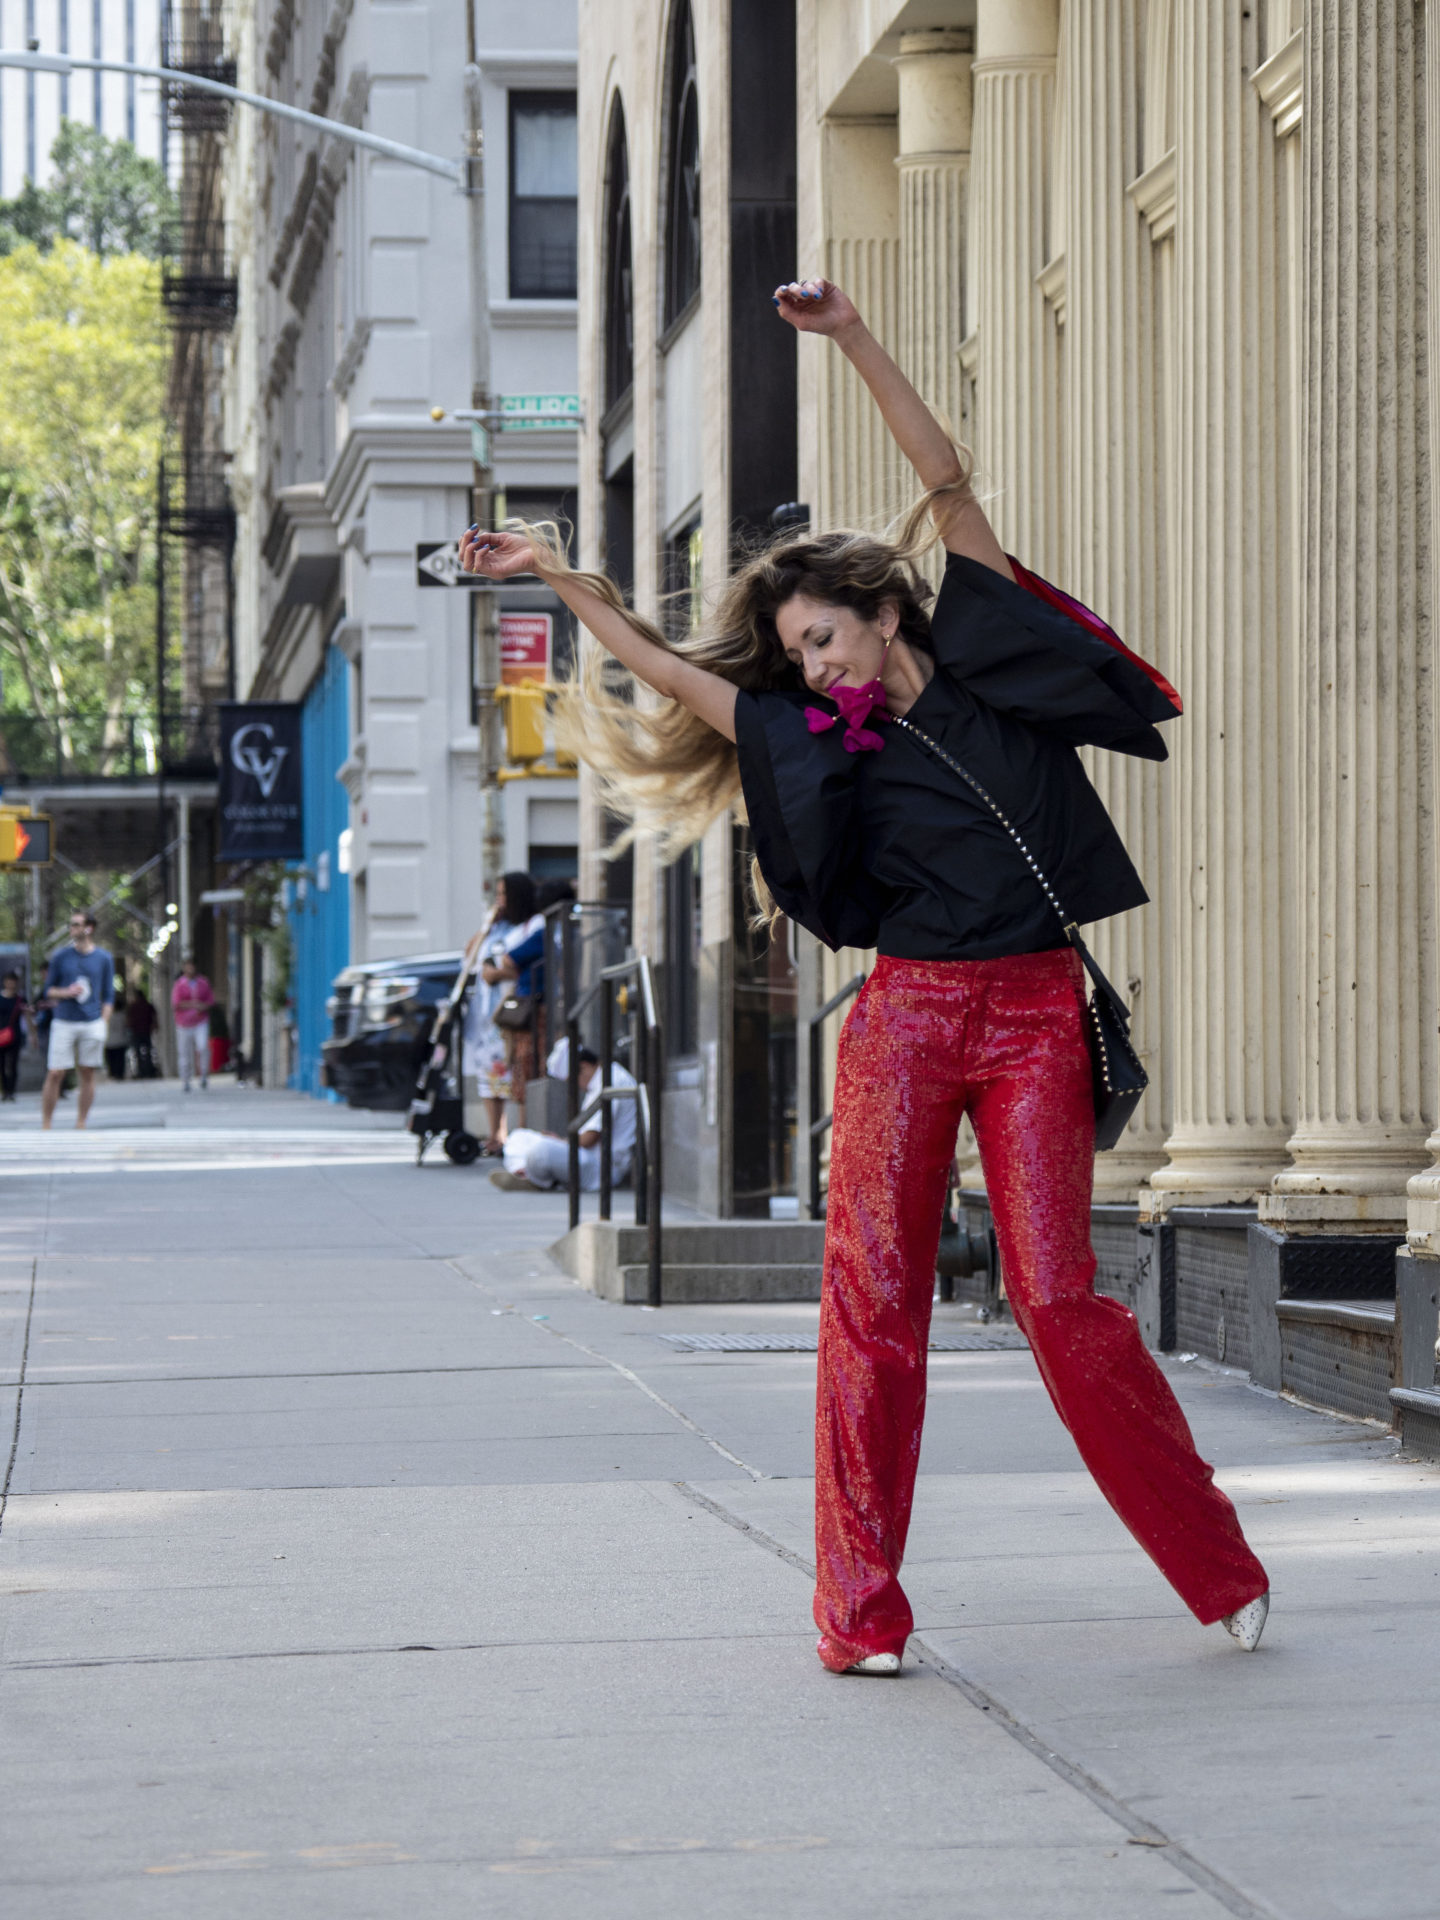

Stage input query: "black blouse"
[{"left": 733, "top": 552, "right": 1183, "bottom": 959}]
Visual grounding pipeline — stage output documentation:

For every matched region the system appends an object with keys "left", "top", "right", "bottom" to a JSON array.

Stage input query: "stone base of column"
[
  {"left": 1262, "top": 1126, "right": 1434, "bottom": 1231},
  {"left": 1142, "top": 1129, "right": 1293, "bottom": 1219},
  {"left": 1404, "top": 1143, "right": 1440, "bottom": 1254},
  {"left": 1091, "top": 1146, "right": 1168, "bottom": 1204}
]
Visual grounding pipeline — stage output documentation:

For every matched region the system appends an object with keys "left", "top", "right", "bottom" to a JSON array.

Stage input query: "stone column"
[
  {"left": 1264, "top": 0, "right": 1436, "bottom": 1230},
  {"left": 1054, "top": 1, "right": 1177, "bottom": 1199},
  {"left": 1409, "top": 2, "right": 1440, "bottom": 1312},
  {"left": 817, "top": 117, "right": 906, "bottom": 536},
  {"left": 895, "top": 28, "right": 973, "bottom": 447},
  {"left": 1147, "top": 0, "right": 1298, "bottom": 1209},
  {"left": 970, "top": 0, "right": 1059, "bottom": 570}
]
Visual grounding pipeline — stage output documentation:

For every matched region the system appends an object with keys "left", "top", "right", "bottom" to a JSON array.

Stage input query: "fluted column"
[
  {"left": 818, "top": 118, "right": 905, "bottom": 536},
  {"left": 896, "top": 28, "right": 973, "bottom": 447},
  {"left": 1409, "top": 2, "right": 1440, "bottom": 1277},
  {"left": 1052, "top": 2, "right": 1176, "bottom": 1200},
  {"left": 1147, "top": 0, "right": 1298, "bottom": 1208},
  {"left": 971, "top": 1, "right": 1059, "bottom": 571},
  {"left": 1265, "top": 0, "right": 1436, "bottom": 1228}
]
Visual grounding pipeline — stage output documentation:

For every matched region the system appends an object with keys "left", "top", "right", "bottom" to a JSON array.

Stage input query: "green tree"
[
  {"left": 0, "top": 241, "right": 167, "bottom": 751},
  {"left": 0, "top": 123, "right": 176, "bottom": 259}
]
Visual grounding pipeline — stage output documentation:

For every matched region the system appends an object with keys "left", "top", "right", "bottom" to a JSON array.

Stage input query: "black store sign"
[{"left": 218, "top": 703, "right": 304, "bottom": 862}]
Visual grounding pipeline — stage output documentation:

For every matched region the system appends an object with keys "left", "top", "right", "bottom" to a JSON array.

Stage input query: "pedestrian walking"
[
  {"left": 41, "top": 911, "right": 115, "bottom": 1131},
  {"left": 458, "top": 273, "right": 1271, "bottom": 1671},
  {"left": 126, "top": 984, "right": 158, "bottom": 1079},
  {"left": 171, "top": 959, "right": 216, "bottom": 1091},
  {"left": 0, "top": 969, "right": 28, "bottom": 1102},
  {"left": 104, "top": 973, "right": 131, "bottom": 1081},
  {"left": 490, "top": 874, "right": 545, "bottom": 1095},
  {"left": 460, "top": 872, "right": 534, "bottom": 1154}
]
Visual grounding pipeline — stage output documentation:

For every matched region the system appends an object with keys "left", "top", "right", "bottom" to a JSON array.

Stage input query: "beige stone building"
[{"left": 575, "top": 0, "right": 1440, "bottom": 1447}]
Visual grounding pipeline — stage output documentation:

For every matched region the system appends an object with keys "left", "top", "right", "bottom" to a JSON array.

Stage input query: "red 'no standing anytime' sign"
[{"left": 499, "top": 613, "right": 551, "bottom": 685}]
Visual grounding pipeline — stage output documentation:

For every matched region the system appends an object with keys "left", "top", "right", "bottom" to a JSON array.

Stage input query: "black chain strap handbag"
[{"left": 887, "top": 713, "right": 1148, "bottom": 1151}]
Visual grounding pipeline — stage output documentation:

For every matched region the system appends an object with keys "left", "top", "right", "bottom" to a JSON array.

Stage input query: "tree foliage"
[
  {"left": 0, "top": 122, "right": 176, "bottom": 259},
  {"left": 0, "top": 240, "right": 168, "bottom": 734}
]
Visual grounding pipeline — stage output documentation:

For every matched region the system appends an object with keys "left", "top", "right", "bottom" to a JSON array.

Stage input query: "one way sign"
[{"left": 417, "top": 541, "right": 486, "bottom": 588}]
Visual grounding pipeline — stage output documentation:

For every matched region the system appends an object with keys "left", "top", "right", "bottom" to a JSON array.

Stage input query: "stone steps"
[
  {"left": 1275, "top": 1297, "right": 1396, "bottom": 1423},
  {"left": 615, "top": 1263, "right": 822, "bottom": 1305},
  {"left": 550, "top": 1219, "right": 824, "bottom": 1304},
  {"left": 1390, "top": 1386, "right": 1440, "bottom": 1457}
]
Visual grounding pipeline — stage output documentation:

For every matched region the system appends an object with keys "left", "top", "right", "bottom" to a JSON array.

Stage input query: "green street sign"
[{"left": 497, "top": 394, "right": 581, "bottom": 433}]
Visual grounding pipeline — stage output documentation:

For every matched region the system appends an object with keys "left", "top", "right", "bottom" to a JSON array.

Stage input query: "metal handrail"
[
  {"left": 562, "top": 922, "right": 665, "bottom": 1306},
  {"left": 805, "top": 970, "right": 867, "bottom": 1220}
]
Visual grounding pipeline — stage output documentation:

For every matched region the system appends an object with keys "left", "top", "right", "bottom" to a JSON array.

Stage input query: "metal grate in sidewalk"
[{"left": 656, "top": 1330, "right": 1029, "bottom": 1354}]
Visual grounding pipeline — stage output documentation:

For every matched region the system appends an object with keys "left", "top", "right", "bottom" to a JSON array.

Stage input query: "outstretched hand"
[
  {"left": 459, "top": 527, "right": 544, "bottom": 579},
  {"left": 772, "top": 278, "right": 862, "bottom": 337}
]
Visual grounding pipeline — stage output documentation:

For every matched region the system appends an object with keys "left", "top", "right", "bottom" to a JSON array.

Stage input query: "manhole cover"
[{"left": 656, "top": 1330, "right": 1028, "bottom": 1354}]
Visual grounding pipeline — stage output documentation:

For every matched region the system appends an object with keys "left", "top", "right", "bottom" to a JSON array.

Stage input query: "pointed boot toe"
[
  {"left": 843, "top": 1652, "right": 901, "bottom": 1676},
  {"left": 1221, "top": 1591, "right": 1269, "bottom": 1651}
]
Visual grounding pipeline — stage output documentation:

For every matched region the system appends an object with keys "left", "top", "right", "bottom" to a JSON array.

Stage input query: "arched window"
[
  {"left": 603, "top": 100, "right": 634, "bottom": 411},
  {"left": 663, "top": 0, "right": 700, "bottom": 326}
]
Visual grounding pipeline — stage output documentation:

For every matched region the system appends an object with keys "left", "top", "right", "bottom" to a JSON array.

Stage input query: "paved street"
[{"left": 1, "top": 1080, "right": 1437, "bottom": 1919}]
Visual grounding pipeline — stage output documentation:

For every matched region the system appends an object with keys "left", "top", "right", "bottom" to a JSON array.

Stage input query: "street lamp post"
[{"left": 0, "top": 43, "right": 506, "bottom": 896}]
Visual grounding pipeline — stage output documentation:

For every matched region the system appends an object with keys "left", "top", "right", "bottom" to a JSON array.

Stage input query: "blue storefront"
[{"left": 289, "top": 640, "right": 352, "bottom": 1096}]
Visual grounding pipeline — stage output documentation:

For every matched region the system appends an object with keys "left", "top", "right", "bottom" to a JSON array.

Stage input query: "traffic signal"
[
  {"left": 495, "top": 682, "right": 547, "bottom": 763},
  {"left": 0, "top": 813, "right": 51, "bottom": 866}
]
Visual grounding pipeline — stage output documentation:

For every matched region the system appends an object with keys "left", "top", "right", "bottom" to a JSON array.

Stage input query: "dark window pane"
[
  {"left": 511, "top": 199, "right": 578, "bottom": 298},
  {"left": 604, "top": 103, "right": 633, "bottom": 407},
  {"left": 509, "top": 92, "right": 578, "bottom": 298},
  {"left": 664, "top": 3, "right": 701, "bottom": 324}
]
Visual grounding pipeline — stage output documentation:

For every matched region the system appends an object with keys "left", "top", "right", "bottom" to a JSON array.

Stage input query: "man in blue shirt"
[{"left": 41, "top": 910, "right": 115, "bottom": 1131}]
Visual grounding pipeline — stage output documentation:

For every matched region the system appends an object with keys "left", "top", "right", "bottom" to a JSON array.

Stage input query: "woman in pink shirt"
[{"left": 171, "top": 958, "right": 216, "bottom": 1092}]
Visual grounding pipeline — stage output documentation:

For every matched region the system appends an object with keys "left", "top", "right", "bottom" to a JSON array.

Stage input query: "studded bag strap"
[{"left": 884, "top": 712, "right": 1132, "bottom": 1022}]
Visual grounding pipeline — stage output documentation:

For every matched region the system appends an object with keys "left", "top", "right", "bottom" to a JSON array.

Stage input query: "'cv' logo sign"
[{"left": 230, "top": 723, "right": 288, "bottom": 798}]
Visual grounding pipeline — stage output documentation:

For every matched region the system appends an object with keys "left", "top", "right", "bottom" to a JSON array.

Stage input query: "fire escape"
[{"left": 158, "top": 4, "right": 238, "bottom": 775}]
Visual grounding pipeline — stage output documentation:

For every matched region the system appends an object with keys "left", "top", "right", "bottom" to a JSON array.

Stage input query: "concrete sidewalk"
[{"left": 1, "top": 1084, "right": 1436, "bottom": 1918}]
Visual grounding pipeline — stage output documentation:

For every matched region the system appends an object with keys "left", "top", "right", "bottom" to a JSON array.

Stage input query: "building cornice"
[
  {"left": 1128, "top": 150, "right": 1176, "bottom": 241},
  {"left": 254, "top": 598, "right": 326, "bottom": 701},
  {"left": 971, "top": 55, "right": 1055, "bottom": 80},
  {"left": 1036, "top": 252, "right": 1067, "bottom": 325},
  {"left": 324, "top": 420, "right": 475, "bottom": 526},
  {"left": 332, "top": 617, "right": 363, "bottom": 665},
  {"left": 1254, "top": 28, "right": 1303, "bottom": 137}
]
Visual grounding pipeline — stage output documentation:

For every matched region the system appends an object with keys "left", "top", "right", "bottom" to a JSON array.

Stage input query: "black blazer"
[{"left": 734, "top": 553, "right": 1182, "bottom": 958}]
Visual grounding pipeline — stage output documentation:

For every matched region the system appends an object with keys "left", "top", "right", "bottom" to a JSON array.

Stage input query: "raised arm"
[
  {"left": 773, "top": 278, "right": 1015, "bottom": 582},
  {"left": 458, "top": 529, "right": 738, "bottom": 742}
]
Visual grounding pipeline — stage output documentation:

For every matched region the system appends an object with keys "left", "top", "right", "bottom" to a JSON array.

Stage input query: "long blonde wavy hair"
[{"left": 515, "top": 469, "right": 973, "bottom": 924}]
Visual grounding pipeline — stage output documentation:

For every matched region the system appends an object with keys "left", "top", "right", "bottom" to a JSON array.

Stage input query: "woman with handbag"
[
  {"left": 462, "top": 872, "right": 535, "bottom": 1154},
  {"left": 458, "top": 277, "right": 1270, "bottom": 1671}
]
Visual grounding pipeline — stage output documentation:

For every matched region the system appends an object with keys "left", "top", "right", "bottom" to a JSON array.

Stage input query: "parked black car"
[{"left": 321, "top": 951, "right": 463, "bottom": 1111}]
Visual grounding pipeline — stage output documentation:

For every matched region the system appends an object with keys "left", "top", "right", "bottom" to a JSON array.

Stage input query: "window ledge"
[
  {"left": 658, "top": 289, "right": 702, "bottom": 356},
  {"left": 491, "top": 298, "right": 578, "bottom": 330}
]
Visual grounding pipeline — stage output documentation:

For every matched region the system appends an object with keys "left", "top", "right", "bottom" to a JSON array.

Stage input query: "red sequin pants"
[{"left": 814, "top": 950, "right": 1268, "bottom": 1670}]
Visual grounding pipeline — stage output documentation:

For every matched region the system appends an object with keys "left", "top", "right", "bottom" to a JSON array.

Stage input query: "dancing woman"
[{"left": 460, "top": 277, "right": 1270, "bottom": 1670}]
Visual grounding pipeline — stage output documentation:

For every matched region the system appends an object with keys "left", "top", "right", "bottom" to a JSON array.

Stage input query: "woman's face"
[
  {"left": 496, "top": 880, "right": 509, "bottom": 918},
  {"left": 774, "top": 593, "right": 898, "bottom": 695}
]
